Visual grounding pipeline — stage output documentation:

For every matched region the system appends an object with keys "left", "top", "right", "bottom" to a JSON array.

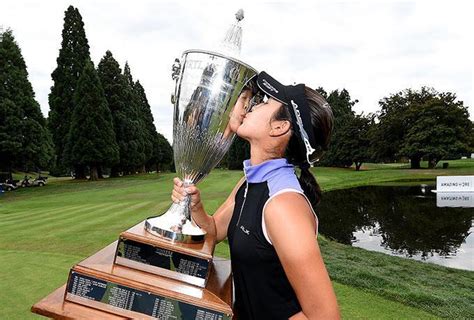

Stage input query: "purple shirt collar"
[{"left": 243, "top": 158, "right": 296, "bottom": 183}]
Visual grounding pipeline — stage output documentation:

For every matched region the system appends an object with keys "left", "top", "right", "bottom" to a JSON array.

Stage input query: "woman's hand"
[
  {"left": 171, "top": 177, "right": 218, "bottom": 236},
  {"left": 170, "top": 175, "right": 246, "bottom": 241},
  {"left": 171, "top": 177, "right": 203, "bottom": 210}
]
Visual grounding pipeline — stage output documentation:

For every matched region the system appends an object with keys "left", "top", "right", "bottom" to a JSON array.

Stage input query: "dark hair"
[{"left": 272, "top": 86, "right": 334, "bottom": 209}]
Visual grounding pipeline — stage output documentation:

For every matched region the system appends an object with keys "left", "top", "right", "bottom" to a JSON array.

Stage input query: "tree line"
[
  {"left": 223, "top": 86, "right": 473, "bottom": 170},
  {"left": 0, "top": 6, "right": 173, "bottom": 180},
  {"left": 1, "top": 6, "right": 472, "bottom": 178},
  {"left": 317, "top": 87, "right": 473, "bottom": 170}
]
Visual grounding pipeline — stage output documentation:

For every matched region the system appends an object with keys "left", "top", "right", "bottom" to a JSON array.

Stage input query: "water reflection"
[{"left": 317, "top": 185, "right": 473, "bottom": 270}]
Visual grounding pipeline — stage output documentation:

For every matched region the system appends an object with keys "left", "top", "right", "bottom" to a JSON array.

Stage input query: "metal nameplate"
[
  {"left": 116, "top": 238, "right": 210, "bottom": 286},
  {"left": 66, "top": 271, "right": 229, "bottom": 319}
]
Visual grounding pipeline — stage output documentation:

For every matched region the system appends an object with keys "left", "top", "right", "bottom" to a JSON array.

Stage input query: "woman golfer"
[{"left": 172, "top": 71, "right": 340, "bottom": 319}]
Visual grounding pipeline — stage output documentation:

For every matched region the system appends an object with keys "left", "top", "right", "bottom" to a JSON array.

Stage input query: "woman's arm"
[
  {"left": 171, "top": 176, "right": 245, "bottom": 242},
  {"left": 264, "top": 193, "right": 340, "bottom": 320}
]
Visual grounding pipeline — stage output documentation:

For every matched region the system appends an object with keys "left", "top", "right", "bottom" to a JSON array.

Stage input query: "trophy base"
[
  {"left": 116, "top": 221, "right": 215, "bottom": 287},
  {"left": 31, "top": 285, "right": 127, "bottom": 320},
  {"left": 145, "top": 214, "right": 206, "bottom": 244},
  {"left": 32, "top": 241, "right": 233, "bottom": 319}
]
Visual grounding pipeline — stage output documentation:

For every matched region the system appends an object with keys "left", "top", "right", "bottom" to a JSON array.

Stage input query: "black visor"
[
  {"left": 255, "top": 71, "right": 322, "bottom": 165},
  {"left": 256, "top": 71, "right": 288, "bottom": 105}
]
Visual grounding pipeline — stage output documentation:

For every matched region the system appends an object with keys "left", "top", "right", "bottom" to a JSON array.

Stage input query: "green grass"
[
  {"left": 318, "top": 236, "right": 473, "bottom": 319},
  {"left": 0, "top": 159, "right": 473, "bottom": 319},
  {"left": 333, "top": 282, "right": 439, "bottom": 320},
  {"left": 315, "top": 158, "right": 474, "bottom": 192}
]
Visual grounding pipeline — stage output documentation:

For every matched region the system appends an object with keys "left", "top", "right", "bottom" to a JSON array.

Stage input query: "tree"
[
  {"left": 48, "top": 5, "right": 91, "bottom": 177},
  {"left": 326, "top": 88, "right": 355, "bottom": 120},
  {"left": 398, "top": 91, "right": 472, "bottom": 168},
  {"left": 121, "top": 62, "right": 146, "bottom": 173},
  {"left": 64, "top": 60, "right": 119, "bottom": 180},
  {"left": 373, "top": 87, "right": 472, "bottom": 168},
  {"left": 0, "top": 29, "right": 53, "bottom": 173},
  {"left": 97, "top": 51, "right": 135, "bottom": 176},
  {"left": 469, "top": 126, "right": 474, "bottom": 157},
  {"left": 134, "top": 80, "right": 155, "bottom": 171},
  {"left": 319, "top": 89, "right": 358, "bottom": 167},
  {"left": 155, "top": 133, "right": 174, "bottom": 172},
  {"left": 333, "top": 113, "right": 374, "bottom": 171},
  {"left": 315, "top": 87, "right": 328, "bottom": 99},
  {"left": 226, "top": 136, "right": 250, "bottom": 170},
  {"left": 0, "top": 100, "right": 23, "bottom": 173},
  {"left": 370, "top": 88, "right": 421, "bottom": 164}
]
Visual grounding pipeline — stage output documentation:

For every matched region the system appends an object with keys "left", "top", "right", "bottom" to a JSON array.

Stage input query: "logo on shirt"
[{"left": 240, "top": 225, "right": 250, "bottom": 235}]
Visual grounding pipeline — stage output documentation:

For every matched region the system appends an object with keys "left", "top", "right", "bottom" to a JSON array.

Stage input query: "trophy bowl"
[{"left": 145, "top": 49, "right": 257, "bottom": 243}]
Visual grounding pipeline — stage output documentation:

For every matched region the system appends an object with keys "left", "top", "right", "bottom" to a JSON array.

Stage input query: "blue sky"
[{"left": 1, "top": 0, "right": 472, "bottom": 142}]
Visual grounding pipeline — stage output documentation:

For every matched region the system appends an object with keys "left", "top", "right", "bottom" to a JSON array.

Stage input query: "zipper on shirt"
[{"left": 235, "top": 180, "right": 248, "bottom": 228}]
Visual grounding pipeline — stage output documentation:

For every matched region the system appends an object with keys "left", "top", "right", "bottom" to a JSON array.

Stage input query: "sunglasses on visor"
[{"left": 247, "top": 90, "right": 269, "bottom": 112}]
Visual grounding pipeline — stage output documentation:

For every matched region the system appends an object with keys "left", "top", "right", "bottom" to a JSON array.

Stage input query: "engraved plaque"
[
  {"left": 66, "top": 271, "right": 230, "bottom": 319},
  {"left": 116, "top": 237, "right": 211, "bottom": 287}
]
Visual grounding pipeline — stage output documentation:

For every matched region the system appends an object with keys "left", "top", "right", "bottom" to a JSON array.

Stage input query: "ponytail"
[
  {"left": 270, "top": 85, "right": 332, "bottom": 210},
  {"left": 297, "top": 166, "right": 321, "bottom": 211}
]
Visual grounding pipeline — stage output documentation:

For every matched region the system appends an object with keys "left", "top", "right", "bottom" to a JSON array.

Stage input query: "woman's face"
[
  {"left": 228, "top": 89, "right": 252, "bottom": 133},
  {"left": 236, "top": 97, "right": 283, "bottom": 141}
]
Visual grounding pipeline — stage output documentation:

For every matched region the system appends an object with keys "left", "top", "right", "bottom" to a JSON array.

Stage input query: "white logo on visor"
[
  {"left": 291, "top": 100, "right": 317, "bottom": 165},
  {"left": 262, "top": 79, "right": 279, "bottom": 93}
]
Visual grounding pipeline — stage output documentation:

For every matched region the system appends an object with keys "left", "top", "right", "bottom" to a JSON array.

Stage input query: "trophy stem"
[{"left": 145, "top": 197, "right": 206, "bottom": 244}]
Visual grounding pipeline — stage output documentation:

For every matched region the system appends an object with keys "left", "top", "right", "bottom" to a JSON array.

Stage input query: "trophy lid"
[
  {"left": 182, "top": 9, "right": 256, "bottom": 72},
  {"left": 218, "top": 9, "right": 245, "bottom": 57}
]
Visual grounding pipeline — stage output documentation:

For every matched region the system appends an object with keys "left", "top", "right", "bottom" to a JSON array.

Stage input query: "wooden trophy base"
[
  {"left": 115, "top": 221, "right": 216, "bottom": 288},
  {"left": 32, "top": 241, "right": 233, "bottom": 319}
]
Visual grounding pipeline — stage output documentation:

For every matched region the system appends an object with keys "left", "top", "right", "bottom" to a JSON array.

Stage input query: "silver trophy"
[{"left": 145, "top": 10, "right": 257, "bottom": 243}]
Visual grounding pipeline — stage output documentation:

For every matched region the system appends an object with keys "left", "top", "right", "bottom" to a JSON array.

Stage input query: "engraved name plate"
[
  {"left": 115, "top": 237, "right": 211, "bottom": 287},
  {"left": 66, "top": 271, "right": 230, "bottom": 319}
]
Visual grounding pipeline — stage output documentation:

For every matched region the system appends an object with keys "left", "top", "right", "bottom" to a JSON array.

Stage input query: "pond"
[{"left": 317, "top": 184, "right": 473, "bottom": 271}]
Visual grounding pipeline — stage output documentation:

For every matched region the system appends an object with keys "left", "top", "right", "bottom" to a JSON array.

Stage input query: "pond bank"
[
  {"left": 317, "top": 160, "right": 474, "bottom": 318},
  {"left": 318, "top": 185, "right": 473, "bottom": 270}
]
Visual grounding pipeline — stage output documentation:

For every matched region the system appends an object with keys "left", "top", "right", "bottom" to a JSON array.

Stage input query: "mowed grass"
[
  {"left": 314, "top": 158, "right": 474, "bottom": 191},
  {"left": 1, "top": 159, "right": 473, "bottom": 319}
]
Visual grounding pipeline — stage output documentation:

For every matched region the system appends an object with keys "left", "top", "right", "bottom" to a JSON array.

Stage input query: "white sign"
[
  {"left": 436, "top": 192, "right": 474, "bottom": 207},
  {"left": 433, "top": 176, "right": 474, "bottom": 193}
]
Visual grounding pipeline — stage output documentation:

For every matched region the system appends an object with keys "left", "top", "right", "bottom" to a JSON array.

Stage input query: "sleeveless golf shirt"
[{"left": 227, "top": 158, "right": 318, "bottom": 319}]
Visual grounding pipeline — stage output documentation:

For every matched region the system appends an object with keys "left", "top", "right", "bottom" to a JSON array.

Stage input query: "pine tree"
[
  {"left": 155, "top": 132, "right": 173, "bottom": 172},
  {"left": 64, "top": 60, "right": 119, "bottom": 180},
  {"left": 122, "top": 62, "right": 146, "bottom": 173},
  {"left": 48, "top": 5, "right": 90, "bottom": 177},
  {"left": 134, "top": 80, "right": 156, "bottom": 171},
  {"left": 0, "top": 29, "right": 53, "bottom": 173},
  {"left": 97, "top": 51, "right": 131, "bottom": 176},
  {"left": 0, "top": 99, "right": 23, "bottom": 173},
  {"left": 97, "top": 54, "right": 149, "bottom": 175}
]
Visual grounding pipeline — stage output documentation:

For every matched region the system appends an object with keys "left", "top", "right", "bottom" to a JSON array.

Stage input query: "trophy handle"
[{"left": 171, "top": 58, "right": 181, "bottom": 104}]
